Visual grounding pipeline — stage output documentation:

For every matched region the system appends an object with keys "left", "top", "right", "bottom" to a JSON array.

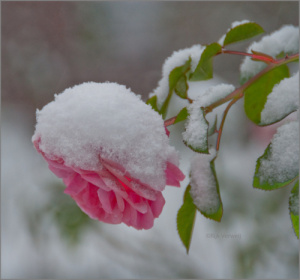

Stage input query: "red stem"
[
  {"left": 164, "top": 116, "right": 177, "bottom": 127},
  {"left": 221, "top": 49, "right": 275, "bottom": 63},
  {"left": 216, "top": 96, "right": 241, "bottom": 151}
]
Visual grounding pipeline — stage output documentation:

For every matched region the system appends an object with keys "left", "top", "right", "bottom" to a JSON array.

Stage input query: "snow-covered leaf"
[
  {"left": 190, "top": 151, "right": 223, "bottom": 222},
  {"left": 159, "top": 58, "right": 191, "bottom": 118},
  {"left": 182, "top": 83, "right": 234, "bottom": 153},
  {"left": 260, "top": 72, "right": 299, "bottom": 125},
  {"left": 222, "top": 22, "right": 264, "bottom": 46},
  {"left": 189, "top": 43, "right": 222, "bottom": 81},
  {"left": 244, "top": 64, "right": 290, "bottom": 124},
  {"left": 174, "top": 107, "right": 188, "bottom": 124},
  {"left": 194, "top": 83, "right": 235, "bottom": 108},
  {"left": 253, "top": 121, "right": 299, "bottom": 190},
  {"left": 240, "top": 25, "right": 299, "bottom": 82},
  {"left": 149, "top": 45, "right": 204, "bottom": 110},
  {"left": 183, "top": 107, "right": 209, "bottom": 154},
  {"left": 169, "top": 58, "right": 191, "bottom": 94},
  {"left": 177, "top": 185, "right": 197, "bottom": 253},
  {"left": 289, "top": 180, "right": 299, "bottom": 239}
]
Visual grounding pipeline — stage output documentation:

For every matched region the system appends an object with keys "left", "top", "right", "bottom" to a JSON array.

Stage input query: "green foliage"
[
  {"left": 160, "top": 91, "right": 173, "bottom": 119},
  {"left": 289, "top": 181, "right": 299, "bottom": 238},
  {"left": 223, "top": 22, "right": 264, "bottom": 46},
  {"left": 175, "top": 75, "right": 189, "bottom": 99},
  {"left": 53, "top": 197, "right": 93, "bottom": 244},
  {"left": 208, "top": 115, "right": 218, "bottom": 136},
  {"left": 152, "top": 21, "right": 299, "bottom": 251},
  {"left": 177, "top": 185, "right": 197, "bottom": 253},
  {"left": 49, "top": 184, "right": 94, "bottom": 245},
  {"left": 160, "top": 58, "right": 191, "bottom": 118},
  {"left": 196, "top": 159, "right": 223, "bottom": 222},
  {"left": 174, "top": 107, "right": 188, "bottom": 124},
  {"left": 169, "top": 58, "right": 191, "bottom": 90},
  {"left": 253, "top": 143, "right": 299, "bottom": 190},
  {"left": 189, "top": 43, "right": 222, "bottom": 81},
  {"left": 146, "top": 95, "right": 159, "bottom": 112},
  {"left": 244, "top": 64, "right": 289, "bottom": 124}
]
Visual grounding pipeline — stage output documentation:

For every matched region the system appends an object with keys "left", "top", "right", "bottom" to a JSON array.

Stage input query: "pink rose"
[{"left": 32, "top": 82, "right": 185, "bottom": 229}]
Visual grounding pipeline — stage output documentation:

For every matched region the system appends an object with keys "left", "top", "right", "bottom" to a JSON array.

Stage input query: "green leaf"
[
  {"left": 160, "top": 92, "right": 173, "bottom": 119},
  {"left": 208, "top": 115, "right": 218, "bottom": 136},
  {"left": 289, "top": 181, "right": 299, "bottom": 238},
  {"left": 189, "top": 43, "right": 222, "bottom": 81},
  {"left": 175, "top": 75, "right": 188, "bottom": 99},
  {"left": 244, "top": 64, "right": 289, "bottom": 124},
  {"left": 146, "top": 95, "right": 159, "bottom": 113},
  {"left": 174, "top": 107, "right": 188, "bottom": 124},
  {"left": 177, "top": 185, "right": 197, "bottom": 253},
  {"left": 196, "top": 158, "right": 223, "bottom": 222},
  {"left": 169, "top": 58, "right": 191, "bottom": 97},
  {"left": 259, "top": 74, "right": 299, "bottom": 126},
  {"left": 253, "top": 142, "right": 299, "bottom": 190},
  {"left": 160, "top": 58, "right": 191, "bottom": 118},
  {"left": 223, "top": 22, "right": 264, "bottom": 46}
]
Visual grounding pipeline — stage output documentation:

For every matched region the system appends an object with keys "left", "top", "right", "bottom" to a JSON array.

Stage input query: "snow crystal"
[
  {"left": 182, "top": 84, "right": 234, "bottom": 151},
  {"left": 240, "top": 25, "right": 299, "bottom": 79},
  {"left": 260, "top": 72, "right": 299, "bottom": 125},
  {"left": 258, "top": 121, "right": 299, "bottom": 185},
  {"left": 32, "top": 82, "right": 179, "bottom": 191},
  {"left": 189, "top": 149, "right": 220, "bottom": 214},
  {"left": 149, "top": 45, "right": 205, "bottom": 108},
  {"left": 218, "top": 20, "right": 251, "bottom": 45}
]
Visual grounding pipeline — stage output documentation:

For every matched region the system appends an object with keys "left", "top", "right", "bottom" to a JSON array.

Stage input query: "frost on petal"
[
  {"left": 189, "top": 150, "right": 220, "bottom": 215},
  {"left": 149, "top": 45, "right": 205, "bottom": 108},
  {"left": 257, "top": 121, "right": 299, "bottom": 185},
  {"left": 260, "top": 72, "right": 299, "bottom": 125},
  {"left": 240, "top": 25, "right": 299, "bottom": 80},
  {"left": 218, "top": 19, "right": 251, "bottom": 45}
]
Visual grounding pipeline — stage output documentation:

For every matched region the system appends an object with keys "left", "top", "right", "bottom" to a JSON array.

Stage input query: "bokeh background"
[{"left": 1, "top": 1, "right": 299, "bottom": 279}]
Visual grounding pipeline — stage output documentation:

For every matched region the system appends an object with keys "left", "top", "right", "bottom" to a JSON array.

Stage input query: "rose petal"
[
  {"left": 97, "top": 188, "right": 113, "bottom": 214},
  {"left": 165, "top": 161, "right": 185, "bottom": 187},
  {"left": 33, "top": 134, "right": 184, "bottom": 230}
]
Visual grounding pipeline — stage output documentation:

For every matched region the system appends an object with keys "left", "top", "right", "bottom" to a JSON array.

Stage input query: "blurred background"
[{"left": 1, "top": 1, "right": 299, "bottom": 279}]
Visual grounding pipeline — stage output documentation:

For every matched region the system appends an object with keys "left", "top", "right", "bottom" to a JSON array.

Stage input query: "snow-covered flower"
[{"left": 32, "top": 82, "right": 185, "bottom": 230}]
